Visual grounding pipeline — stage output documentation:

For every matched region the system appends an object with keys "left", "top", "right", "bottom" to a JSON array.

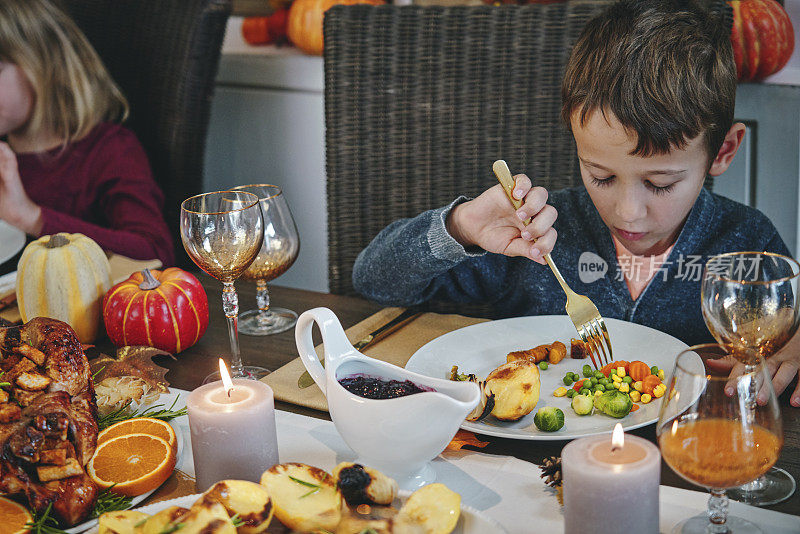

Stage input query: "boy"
[{"left": 352, "top": 0, "right": 799, "bottom": 405}]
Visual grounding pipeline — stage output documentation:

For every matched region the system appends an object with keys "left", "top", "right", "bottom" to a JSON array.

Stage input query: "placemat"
[{"left": 262, "top": 307, "right": 490, "bottom": 412}]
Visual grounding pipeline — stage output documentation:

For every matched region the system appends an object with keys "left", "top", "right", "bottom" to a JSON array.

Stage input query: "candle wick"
[{"left": 226, "top": 387, "right": 233, "bottom": 398}]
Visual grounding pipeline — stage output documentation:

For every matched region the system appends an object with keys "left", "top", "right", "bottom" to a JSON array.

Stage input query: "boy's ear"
[{"left": 708, "top": 123, "right": 746, "bottom": 176}]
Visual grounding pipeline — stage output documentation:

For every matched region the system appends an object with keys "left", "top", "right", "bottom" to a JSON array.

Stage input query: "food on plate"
[
  {"left": 202, "top": 480, "right": 274, "bottom": 534},
  {"left": 533, "top": 407, "right": 565, "bottom": 432},
  {"left": 338, "top": 375, "right": 432, "bottom": 399},
  {"left": 87, "top": 432, "right": 177, "bottom": 496},
  {"left": 593, "top": 390, "right": 634, "bottom": 418},
  {"left": 0, "top": 317, "right": 100, "bottom": 526},
  {"left": 103, "top": 268, "right": 209, "bottom": 354},
  {"left": 91, "top": 346, "right": 172, "bottom": 417},
  {"left": 163, "top": 497, "right": 235, "bottom": 534},
  {"left": 485, "top": 360, "right": 540, "bottom": 421},
  {"left": 259, "top": 462, "right": 342, "bottom": 532},
  {"left": 0, "top": 496, "right": 33, "bottom": 534},
  {"left": 506, "top": 340, "right": 567, "bottom": 365},
  {"left": 97, "top": 417, "right": 177, "bottom": 449},
  {"left": 98, "top": 510, "right": 150, "bottom": 534},
  {"left": 16, "top": 233, "right": 112, "bottom": 343},
  {"left": 333, "top": 462, "right": 398, "bottom": 506},
  {"left": 137, "top": 506, "right": 190, "bottom": 534},
  {"left": 569, "top": 339, "right": 587, "bottom": 359},
  {"left": 394, "top": 482, "right": 461, "bottom": 534},
  {"left": 571, "top": 394, "right": 593, "bottom": 416},
  {"left": 450, "top": 368, "right": 495, "bottom": 422}
]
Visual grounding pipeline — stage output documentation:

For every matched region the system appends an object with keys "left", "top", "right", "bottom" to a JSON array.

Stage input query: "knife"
[{"left": 297, "top": 308, "right": 422, "bottom": 389}]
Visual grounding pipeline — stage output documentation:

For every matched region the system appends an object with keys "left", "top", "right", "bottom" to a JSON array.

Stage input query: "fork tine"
[
  {"left": 589, "top": 320, "right": 609, "bottom": 368},
  {"left": 596, "top": 318, "right": 613, "bottom": 364},
  {"left": 578, "top": 327, "right": 600, "bottom": 371}
]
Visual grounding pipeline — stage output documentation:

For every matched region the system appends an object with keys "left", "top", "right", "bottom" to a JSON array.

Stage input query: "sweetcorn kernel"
[
  {"left": 641, "top": 393, "right": 652, "bottom": 404},
  {"left": 633, "top": 381, "right": 643, "bottom": 392},
  {"left": 554, "top": 387, "right": 568, "bottom": 397},
  {"left": 594, "top": 390, "right": 603, "bottom": 397},
  {"left": 618, "top": 382, "right": 630, "bottom": 393},
  {"left": 612, "top": 374, "right": 622, "bottom": 383},
  {"left": 616, "top": 367, "right": 626, "bottom": 377},
  {"left": 653, "top": 385, "right": 666, "bottom": 398},
  {"left": 629, "top": 390, "right": 641, "bottom": 402},
  {"left": 612, "top": 381, "right": 621, "bottom": 389},
  {"left": 658, "top": 369, "right": 665, "bottom": 380}
]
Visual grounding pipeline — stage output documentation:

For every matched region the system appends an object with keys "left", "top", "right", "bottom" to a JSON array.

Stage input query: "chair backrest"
[
  {"left": 324, "top": 3, "right": 725, "bottom": 297},
  {"left": 62, "top": 0, "right": 231, "bottom": 266},
  {"left": 324, "top": 3, "right": 612, "bottom": 296}
]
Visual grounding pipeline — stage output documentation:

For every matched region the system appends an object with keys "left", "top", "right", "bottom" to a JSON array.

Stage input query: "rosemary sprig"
[
  {"left": 98, "top": 395, "right": 187, "bottom": 430},
  {"left": 89, "top": 486, "right": 134, "bottom": 519},
  {"left": 288, "top": 475, "right": 320, "bottom": 489},
  {"left": 157, "top": 522, "right": 185, "bottom": 534},
  {"left": 0, "top": 370, "right": 10, "bottom": 389},
  {"left": 25, "top": 503, "right": 68, "bottom": 534},
  {"left": 231, "top": 514, "right": 245, "bottom": 527},
  {"left": 91, "top": 366, "right": 106, "bottom": 382}
]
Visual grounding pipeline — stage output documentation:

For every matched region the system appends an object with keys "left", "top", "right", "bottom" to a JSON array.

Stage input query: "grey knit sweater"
[{"left": 352, "top": 187, "right": 790, "bottom": 346}]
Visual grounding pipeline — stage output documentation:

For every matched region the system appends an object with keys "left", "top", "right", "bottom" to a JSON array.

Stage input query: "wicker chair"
[{"left": 62, "top": 0, "right": 232, "bottom": 267}]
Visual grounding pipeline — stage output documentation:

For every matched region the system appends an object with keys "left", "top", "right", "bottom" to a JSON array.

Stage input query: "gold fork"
[{"left": 492, "top": 160, "right": 613, "bottom": 370}]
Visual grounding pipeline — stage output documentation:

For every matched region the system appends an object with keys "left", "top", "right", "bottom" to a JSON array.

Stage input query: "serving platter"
[{"left": 405, "top": 315, "right": 688, "bottom": 440}]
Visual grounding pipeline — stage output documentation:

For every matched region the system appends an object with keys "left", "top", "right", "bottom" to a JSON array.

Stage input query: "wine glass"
[
  {"left": 180, "top": 191, "right": 266, "bottom": 382},
  {"left": 701, "top": 251, "right": 799, "bottom": 505},
  {"left": 231, "top": 184, "right": 300, "bottom": 336},
  {"left": 657, "top": 344, "right": 784, "bottom": 534}
]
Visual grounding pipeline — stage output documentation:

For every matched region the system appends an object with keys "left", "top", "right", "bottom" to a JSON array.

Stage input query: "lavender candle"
[
  {"left": 187, "top": 360, "right": 279, "bottom": 491},
  {"left": 562, "top": 424, "right": 660, "bottom": 533}
]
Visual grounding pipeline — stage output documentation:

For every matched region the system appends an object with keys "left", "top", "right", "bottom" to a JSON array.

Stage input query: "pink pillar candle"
[
  {"left": 187, "top": 378, "right": 279, "bottom": 491},
  {"left": 562, "top": 426, "right": 660, "bottom": 533}
]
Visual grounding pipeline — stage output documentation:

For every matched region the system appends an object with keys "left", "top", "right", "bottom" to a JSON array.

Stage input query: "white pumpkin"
[{"left": 17, "top": 233, "right": 112, "bottom": 343}]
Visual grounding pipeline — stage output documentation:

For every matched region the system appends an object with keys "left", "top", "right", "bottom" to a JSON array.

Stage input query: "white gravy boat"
[{"left": 295, "top": 307, "right": 480, "bottom": 490}]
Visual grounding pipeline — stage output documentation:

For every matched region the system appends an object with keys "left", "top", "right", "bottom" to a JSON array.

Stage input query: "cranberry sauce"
[{"left": 338, "top": 374, "right": 433, "bottom": 399}]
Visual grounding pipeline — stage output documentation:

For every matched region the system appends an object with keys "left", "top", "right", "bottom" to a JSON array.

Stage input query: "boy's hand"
[
  {"left": 723, "top": 334, "right": 800, "bottom": 408},
  {"left": 0, "top": 142, "right": 43, "bottom": 235},
  {"left": 446, "top": 174, "right": 557, "bottom": 265}
]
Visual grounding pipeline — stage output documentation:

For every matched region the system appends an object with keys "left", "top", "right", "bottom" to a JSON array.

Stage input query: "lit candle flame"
[
  {"left": 219, "top": 358, "right": 234, "bottom": 397},
  {"left": 611, "top": 423, "right": 624, "bottom": 451}
]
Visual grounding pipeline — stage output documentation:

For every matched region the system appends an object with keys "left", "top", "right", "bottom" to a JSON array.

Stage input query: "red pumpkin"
[
  {"left": 729, "top": 0, "right": 795, "bottom": 81},
  {"left": 103, "top": 268, "right": 209, "bottom": 354},
  {"left": 287, "top": 0, "right": 385, "bottom": 56}
]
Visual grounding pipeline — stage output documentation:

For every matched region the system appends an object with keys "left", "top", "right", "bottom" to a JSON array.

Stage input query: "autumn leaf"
[{"left": 446, "top": 430, "right": 489, "bottom": 451}]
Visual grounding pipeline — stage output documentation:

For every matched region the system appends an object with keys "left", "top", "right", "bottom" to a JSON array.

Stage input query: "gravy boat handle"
[{"left": 295, "top": 307, "right": 355, "bottom": 393}]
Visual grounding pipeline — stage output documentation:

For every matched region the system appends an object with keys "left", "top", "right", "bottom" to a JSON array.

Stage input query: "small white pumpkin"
[{"left": 17, "top": 233, "right": 112, "bottom": 343}]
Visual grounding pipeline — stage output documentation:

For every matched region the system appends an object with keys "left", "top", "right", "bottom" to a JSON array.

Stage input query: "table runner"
[
  {"left": 262, "top": 307, "right": 489, "bottom": 411},
  {"left": 157, "top": 409, "right": 800, "bottom": 534}
]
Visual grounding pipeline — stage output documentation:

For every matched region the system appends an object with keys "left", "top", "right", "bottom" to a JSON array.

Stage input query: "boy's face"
[
  {"left": 572, "top": 110, "right": 728, "bottom": 257},
  {"left": 0, "top": 62, "right": 34, "bottom": 138}
]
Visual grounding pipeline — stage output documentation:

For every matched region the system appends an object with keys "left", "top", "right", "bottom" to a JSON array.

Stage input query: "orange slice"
[
  {"left": 97, "top": 418, "right": 177, "bottom": 450},
  {"left": 87, "top": 433, "right": 177, "bottom": 496},
  {"left": 0, "top": 496, "right": 32, "bottom": 534}
]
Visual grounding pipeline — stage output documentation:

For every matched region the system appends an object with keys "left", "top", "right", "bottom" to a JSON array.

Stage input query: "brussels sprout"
[
  {"left": 593, "top": 390, "right": 633, "bottom": 418},
  {"left": 533, "top": 407, "right": 565, "bottom": 432},
  {"left": 571, "top": 394, "right": 593, "bottom": 415}
]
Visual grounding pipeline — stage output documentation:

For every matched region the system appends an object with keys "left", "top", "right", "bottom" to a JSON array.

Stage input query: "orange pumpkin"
[
  {"left": 729, "top": 0, "right": 794, "bottom": 81},
  {"left": 287, "top": 0, "right": 384, "bottom": 55},
  {"left": 103, "top": 268, "right": 209, "bottom": 354}
]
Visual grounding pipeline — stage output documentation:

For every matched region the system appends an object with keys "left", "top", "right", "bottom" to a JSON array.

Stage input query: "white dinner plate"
[
  {"left": 0, "top": 220, "right": 25, "bottom": 266},
  {"left": 405, "top": 315, "right": 689, "bottom": 440},
  {"left": 64, "top": 390, "right": 190, "bottom": 533},
  {"left": 85, "top": 490, "right": 507, "bottom": 534}
]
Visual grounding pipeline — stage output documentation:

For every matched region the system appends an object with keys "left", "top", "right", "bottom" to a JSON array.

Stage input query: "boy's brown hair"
[{"left": 562, "top": 0, "right": 736, "bottom": 163}]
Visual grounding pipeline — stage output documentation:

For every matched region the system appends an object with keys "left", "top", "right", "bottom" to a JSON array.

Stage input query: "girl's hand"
[
  {"left": 0, "top": 142, "right": 42, "bottom": 235},
  {"left": 446, "top": 174, "right": 556, "bottom": 264}
]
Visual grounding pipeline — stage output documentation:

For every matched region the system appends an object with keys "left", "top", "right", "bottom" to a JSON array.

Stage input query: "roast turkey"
[{"left": 0, "top": 317, "right": 99, "bottom": 526}]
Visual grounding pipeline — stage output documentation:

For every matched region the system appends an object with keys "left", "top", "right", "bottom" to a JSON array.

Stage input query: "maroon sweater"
[{"left": 17, "top": 123, "right": 174, "bottom": 266}]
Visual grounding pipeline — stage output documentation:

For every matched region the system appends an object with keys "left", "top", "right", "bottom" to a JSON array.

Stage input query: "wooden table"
[{"left": 96, "top": 273, "right": 800, "bottom": 518}]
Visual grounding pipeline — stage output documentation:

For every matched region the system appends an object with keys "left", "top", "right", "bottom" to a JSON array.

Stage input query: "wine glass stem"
[
  {"left": 707, "top": 489, "right": 729, "bottom": 533},
  {"left": 222, "top": 282, "right": 244, "bottom": 377},
  {"left": 256, "top": 279, "right": 271, "bottom": 318}
]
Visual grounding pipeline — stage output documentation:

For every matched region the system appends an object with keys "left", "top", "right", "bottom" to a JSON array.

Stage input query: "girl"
[{"left": 0, "top": 0, "right": 173, "bottom": 266}]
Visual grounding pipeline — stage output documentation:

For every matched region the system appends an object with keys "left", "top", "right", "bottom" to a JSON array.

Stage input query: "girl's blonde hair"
[{"left": 0, "top": 0, "right": 128, "bottom": 145}]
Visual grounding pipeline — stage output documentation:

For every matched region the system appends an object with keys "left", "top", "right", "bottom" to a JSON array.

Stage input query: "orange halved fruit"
[
  {"left": 97, "top": 417, "right": 177, "bottom": 451},
  {"left": 87, "top": 433, "right": 177, "bottom": 496},
  {"left": 0, "top": 496, "right": 32, "bottom": 534}
]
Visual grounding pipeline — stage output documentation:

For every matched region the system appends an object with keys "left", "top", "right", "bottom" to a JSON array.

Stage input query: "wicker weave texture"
[
  {"left": 63, "top": 0, "right": 231, "bottom": 267},
  {"left": 324, "top": 3, "right": 611, "bottom": 295}
]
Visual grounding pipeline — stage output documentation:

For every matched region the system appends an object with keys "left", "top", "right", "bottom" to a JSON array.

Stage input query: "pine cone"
[{"left": 538, "top": 455, "right": 562, "bottom": 488}]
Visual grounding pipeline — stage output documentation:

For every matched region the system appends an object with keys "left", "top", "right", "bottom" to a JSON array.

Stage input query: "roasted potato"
[
  {"left": 485, "top": 360, "right": 540, "bottom": 421},
  {"left": 259, "top": 462, "right": 342, "bottom": 532},
  {"left": 333, "top": 462, "right": 398, "bottom": 507},
  {"left": 98, "top": 510, "right": 149, "bottom": 534},
  {"left": 395, "top": 483, "right": 461, "bottom": 534},
  {"left": 202, "top": 479, "right": 273, "bottom": 534},
  {"left": 166, "top": 497, "right": 235, "bottom": 534},
  {"left": 138, "top": 506, "right": 189, "bottom": 534},
  {"left": 335, "top": 513, "right": 394, "bottom": 534}
]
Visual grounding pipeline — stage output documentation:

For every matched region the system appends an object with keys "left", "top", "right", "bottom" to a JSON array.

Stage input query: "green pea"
[
  {"left": 595, "top": 383, "right": 606, "bottom": 392},
  {"left": 610, "top": 369, "right": 618, "bottom": 376},
  {"left": 583, "top": 367, "right": 593, "bottom": 378},
  {"left": 563, "top": 376, "right": 574, "bottom": 386},
  {"left": 538, "top": 361, "right": 549, "bottom": 370},
  {"left": 623, "top": 376, "right": 633, "bottom": 384},
  {"left": 651, "top": 365, "right": 659, "bottom": 375},
  {"left": 579, "top": 388, "right": 591, "bottom": 396},
  {"left": 590, "top": 377, "right": 599, "bottom": 386},
  {"left": 593, "top": 371, "right": 605, "bottom": 379},
  {"left": 566, "top": 389, "right": 576, "bottom": 398},
  {"left": 599, "top": 378, "right": 610, "bottom": 387}
]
